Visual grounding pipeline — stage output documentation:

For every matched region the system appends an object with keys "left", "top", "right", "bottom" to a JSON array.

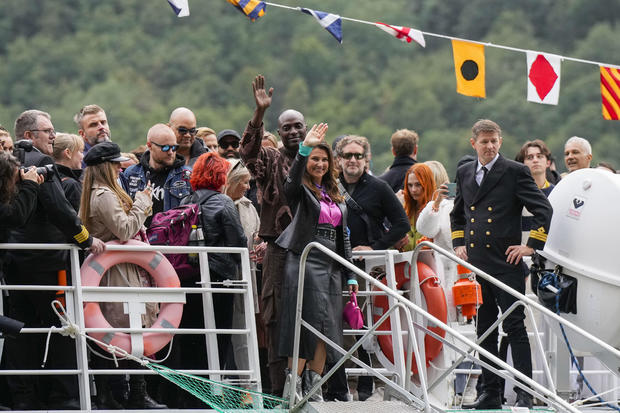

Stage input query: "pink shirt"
[{"left": 317, "top": 189, "right": 342, "bottom": 227}]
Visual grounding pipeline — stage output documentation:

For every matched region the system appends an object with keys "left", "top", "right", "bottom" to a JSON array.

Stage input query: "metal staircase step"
[{"left": 308, "top": 400, "right": 422, "bottom": 413}]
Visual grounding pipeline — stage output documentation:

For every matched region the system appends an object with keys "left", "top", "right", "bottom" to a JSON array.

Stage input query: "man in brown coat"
[{"left": 240, "top": 75, "right": 307, "bottom": 396}]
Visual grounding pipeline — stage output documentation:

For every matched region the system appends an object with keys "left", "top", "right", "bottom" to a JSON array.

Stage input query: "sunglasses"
[
  {"left": 177, "top": 126, "right": 197, "bottom": 136},
  {"left": 341, "top": 152, "right": 365, "bottom": 160},
  {"left": 220, "top": 141, "right": 240, "bottom": 149},
  {"left": 151, "top": 142, "right": 179, "bottom": 152}
]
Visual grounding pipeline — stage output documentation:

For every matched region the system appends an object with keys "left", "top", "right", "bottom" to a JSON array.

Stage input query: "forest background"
[{"left": 0, "top": 0, "right": 619, "bottom": 176}]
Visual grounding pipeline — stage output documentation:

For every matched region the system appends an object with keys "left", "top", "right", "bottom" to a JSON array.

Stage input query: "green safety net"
[{"left": 147, "top": 363, "right": 289, "bottom": 412}]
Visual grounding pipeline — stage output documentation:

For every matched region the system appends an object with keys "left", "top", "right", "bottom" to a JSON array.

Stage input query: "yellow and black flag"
[{"left": 452, "top": 40, "right": 486, "bottom": 98}]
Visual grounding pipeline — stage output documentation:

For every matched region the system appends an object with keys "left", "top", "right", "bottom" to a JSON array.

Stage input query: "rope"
[
  {"left": 545, "top": 273, "right": 620, "bottom": 411},
  {"left": 263, "top": 1, "right": 620, "bottom": 69},
  {"left": 43, "top": 300, "right": 149, "bottom": 368}
]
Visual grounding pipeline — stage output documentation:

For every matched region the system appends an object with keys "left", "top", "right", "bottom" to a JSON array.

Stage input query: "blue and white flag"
[
  {"left": 300, "top": 8, "right": 342, "bottom": 44},
  {"left": 167, "top": 0, "right": 190, "bottom": 17}
]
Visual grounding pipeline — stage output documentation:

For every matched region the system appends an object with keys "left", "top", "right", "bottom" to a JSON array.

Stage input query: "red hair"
[
  {"left": 190, "top": 152, "right": 230, "bottom": 191},
  {"left": 403, "top": 163, "right": 436, "bottom": 221}
]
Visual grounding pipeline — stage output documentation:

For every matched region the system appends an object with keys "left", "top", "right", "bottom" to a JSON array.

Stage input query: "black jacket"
[
  {"left": 56, "top": 164, "right": 83, "bottom": 213},
  {"left": 378, "top": 155, "right": 417, "bottom": 192},
  {"left": 188, "top": 138, "right": 207, "bottom": 168},
  {"left": 0, "top": 181, "right": 40, "bottom": 279},
  {"left": 340, "top": 171, "right": 411, "bottom": 250},
  {"left": 450, "top": 155, "right": 552, "bottom": 275},
  {"left": 9, "top": 145, "right": 92, "bottom": 273},
  {"left": 182, "top": 189, "right": 247, "bottom": 280},
  {"left": 276, "top": 152, "right": 354, "bottom": 280}
]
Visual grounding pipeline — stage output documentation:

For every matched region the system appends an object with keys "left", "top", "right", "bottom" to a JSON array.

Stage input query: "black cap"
[
  {"left": 216, "top": 129, "right": 241, "bottom": 143},
  {"left": 84, "top": 142, "right": 130, "bottom": 166}
]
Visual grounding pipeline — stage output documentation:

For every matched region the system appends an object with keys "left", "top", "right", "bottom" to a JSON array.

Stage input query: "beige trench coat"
[{"left": 84, "top": 183, "right": 156, "bottom": 328}]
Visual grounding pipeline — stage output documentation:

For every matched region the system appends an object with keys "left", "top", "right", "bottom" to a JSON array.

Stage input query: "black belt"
[{"left": 316, "top": 227, "right": 337, "bottom": 241}]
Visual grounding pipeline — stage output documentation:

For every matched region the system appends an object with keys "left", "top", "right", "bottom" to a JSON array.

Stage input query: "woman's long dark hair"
[
  {"left": 302, "top": 142, "right": 343, "bottom": 203},
  {"left": 0, "top": 152, "right": 20, "bottom": 204}
]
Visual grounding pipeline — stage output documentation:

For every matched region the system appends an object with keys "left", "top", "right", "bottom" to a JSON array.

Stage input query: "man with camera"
[{"left": 4, "top": 109, "right": 105, "bottom": 410}]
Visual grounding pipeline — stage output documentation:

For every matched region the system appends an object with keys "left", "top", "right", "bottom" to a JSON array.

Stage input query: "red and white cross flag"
[{"left": 527, "top": 51, "right": 561, "bottom": 105}]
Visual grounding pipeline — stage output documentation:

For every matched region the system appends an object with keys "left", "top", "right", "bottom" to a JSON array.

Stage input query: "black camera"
[{"left": 20, "top": 164, "right": 55, "bottom": 180}]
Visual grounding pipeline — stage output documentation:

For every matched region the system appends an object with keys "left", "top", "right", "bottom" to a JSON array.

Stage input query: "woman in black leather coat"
[
  {"left": 276, "top": 124, "right": 357, "bottom": 401},
  {"left": 177, "top": 152, "right": 246, "bottom": 407}
]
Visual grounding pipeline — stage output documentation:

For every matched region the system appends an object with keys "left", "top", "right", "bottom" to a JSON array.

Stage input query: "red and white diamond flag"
[{"left": 527, "top": 52, "right": 561, "bottom": 105}]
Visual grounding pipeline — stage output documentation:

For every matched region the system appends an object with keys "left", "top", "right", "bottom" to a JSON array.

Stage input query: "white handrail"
[
  {"left": 289, "top": 241, "right": 582, "bottom": 413},
  {"left": 412, "top": 241, "right": 620, "bottom": 359},
  {"left": 0, "top": 241, "right": 261, "bottom": 411}
]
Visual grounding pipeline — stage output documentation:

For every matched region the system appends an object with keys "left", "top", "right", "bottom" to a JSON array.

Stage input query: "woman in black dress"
[{"left": 276, "top": 124, "right": 357, "bottom": 401}]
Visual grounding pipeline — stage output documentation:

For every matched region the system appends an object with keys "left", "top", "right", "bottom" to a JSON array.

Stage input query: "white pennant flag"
[
  {"left": 167, "top": 0, "right": 190, "bottom": 17},
  {"left": 526, "top": 51, "right": 561, "bottom": 105}
]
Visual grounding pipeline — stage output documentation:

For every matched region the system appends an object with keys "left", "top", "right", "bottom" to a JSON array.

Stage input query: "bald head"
[
  {"left": 169, "top": 107, "right": 197, "bottom": 153},
  {"left": 147, "top": 124, "right": 177, "bottom": 170},
  {"left": 277, "top": 109, "right": 306, "bottom": 153},
  {"left": 148, "top": 123, "right": 175, "bottom": 143}
]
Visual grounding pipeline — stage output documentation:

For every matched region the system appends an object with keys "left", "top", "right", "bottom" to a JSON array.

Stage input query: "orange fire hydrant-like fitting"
[{"left": 452, "top": 265, "right": 483, "bottom": 320}]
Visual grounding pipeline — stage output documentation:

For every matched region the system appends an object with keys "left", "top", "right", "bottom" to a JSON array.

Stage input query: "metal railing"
[
  {"left": 410, "top": 240, "right": 620, "bottom": 411},
  {"left": 288, "top": 240, "right": 620, "bottom": 412},
  {"left": 0, "top": 242, "right": 261, "bottom": 411}
]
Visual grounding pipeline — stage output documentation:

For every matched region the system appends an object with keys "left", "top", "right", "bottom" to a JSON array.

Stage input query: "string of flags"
[{"left": 165, "top": 0, "right": 620, "bottom": 121}]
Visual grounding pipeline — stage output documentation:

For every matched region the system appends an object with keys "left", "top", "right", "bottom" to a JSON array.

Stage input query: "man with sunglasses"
[
  {"left": 168, "top": 107, "right": 205, "bottom": 167},
  {"left": 122, "top": 123, "right": 192, "bottom": 226},
  {"left": 217, "top": 129, "right": 242, "bottom": 159}
]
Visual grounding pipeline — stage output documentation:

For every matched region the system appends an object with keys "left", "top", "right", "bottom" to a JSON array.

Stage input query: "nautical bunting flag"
[
  {"left": 227, "top": 0, "right": 266, "bottom": 21},
  {"left": 600, "top": 66, "right": 620, "bottom": 120},
  {"left": 300, "top": 8, "right": 342, "bottom": 44},
  {"left": 452, "top": 40, "right": 485, "bottom": 98},
  {"left": 527, "top": 52, "right": 561, "bottom": 105},
  {"left": 167, "top": 0, "right": 190, "bottom": 17},
  {"left": 374, "top": 22, "right": 425, "bottom": 47}
]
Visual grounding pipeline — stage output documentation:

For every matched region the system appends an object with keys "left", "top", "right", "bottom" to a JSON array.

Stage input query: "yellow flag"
[{"left": 452, "top": 40, "right": 486, "bottom": 98}]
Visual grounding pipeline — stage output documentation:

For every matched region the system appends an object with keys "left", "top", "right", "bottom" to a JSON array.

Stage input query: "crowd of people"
[{"left": 0, "top": 73, "right": 616, "bottom": 410}]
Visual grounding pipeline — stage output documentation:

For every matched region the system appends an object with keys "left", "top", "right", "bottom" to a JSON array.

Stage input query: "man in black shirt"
[{"left": 121, "top": 124, "right": 192, "bottom": 227}]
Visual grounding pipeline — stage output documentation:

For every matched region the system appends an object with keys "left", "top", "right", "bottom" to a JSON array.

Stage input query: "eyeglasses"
[
  {"left": 341, "top": 152, "right": 365, "bottom": 160},
  {"left": 30, "top": 128, "right": 56, "bottom": 136},
  {"left": 220, "top": 141, "right": 240, "bottom": 149},
  {"left": 151, "top": 142, "right": 179, "bottom": 152},
  {"left": 177, "top": 127, "right": 197, "bottom": 136}
]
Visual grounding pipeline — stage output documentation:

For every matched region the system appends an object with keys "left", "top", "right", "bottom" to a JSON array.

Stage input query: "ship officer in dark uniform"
[{"left": 450, "top": 119, "right": 552, "bottom": 410}]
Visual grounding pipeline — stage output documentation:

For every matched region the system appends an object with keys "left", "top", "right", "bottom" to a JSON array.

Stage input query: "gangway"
[
  {"left": 286, "top": 240, "right": 620, "bottom": 412},
  {"left": 1, "top": 240, "right": 619, "bottom": 412}
]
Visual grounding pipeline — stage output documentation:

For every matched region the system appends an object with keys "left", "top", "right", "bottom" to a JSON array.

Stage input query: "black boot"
[
  {"left": 96, "top": 377, "right": 124, "bottom": 409},
  {"left": 127, "top": 376, "right": 167, "bottom": 409}
]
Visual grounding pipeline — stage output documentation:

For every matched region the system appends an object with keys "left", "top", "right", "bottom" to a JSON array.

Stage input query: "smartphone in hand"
[{"left": 446, "top": 182, "right": 457, "bottom": 199}]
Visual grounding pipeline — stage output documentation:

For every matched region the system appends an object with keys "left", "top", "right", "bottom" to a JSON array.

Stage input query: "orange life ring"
[
  {"left": 81, "top": 240, "right": 183, "bottom": 356},
  {"left": 372, "top": 261, "right": 447, "bottom": 374}
]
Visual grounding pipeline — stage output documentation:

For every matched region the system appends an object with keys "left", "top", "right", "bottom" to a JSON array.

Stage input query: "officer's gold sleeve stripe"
[
  {"left": 529, "top": 230, "right": 547, "bottom": 242},
  {"left": 451, "top": 230, "right": 464, "bottom": 240},
  {"left": 74, "top": 225, "right": 89, "bottom": 243}
]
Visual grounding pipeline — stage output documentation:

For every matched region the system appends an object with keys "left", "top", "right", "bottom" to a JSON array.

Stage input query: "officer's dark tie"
[{"left": 479, "top": 166, "right": 488, "bottom": 186}]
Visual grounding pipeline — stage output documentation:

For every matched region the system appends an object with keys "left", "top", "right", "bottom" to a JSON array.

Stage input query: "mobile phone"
[{"left": 446, "top": 182, "right": 457, "bottom": 199}]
